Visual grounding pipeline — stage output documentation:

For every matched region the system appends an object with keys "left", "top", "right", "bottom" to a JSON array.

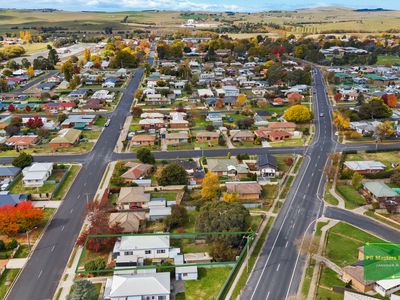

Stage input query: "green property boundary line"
[{"left": 75, "top": 231, "right": 255, "bottom": 275}]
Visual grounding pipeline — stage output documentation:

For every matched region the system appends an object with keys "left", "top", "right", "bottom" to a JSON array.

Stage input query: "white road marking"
[
  {"left": 61, "top": 225, "right": 65, "bottom": 232},
  {"left": 84, "top": 182, "right": 87, "bottom": 187},
  {"left": 266, "top": 291, "right": 270, "bottom": 300},
  {"left": 51, "top": 245, "right": 55, "bottom": 252},
  {"left": 285, "top": 241, "right": 289, "bottom": 248},
  {"left": 77, "top": 195, "right": 81, "bottom": 200},
  {"left": 38, "top": 270, "right": 43, "bottom": 278},
  {"left": 303, "top": 195, "right": 306, "bottom": 199},
  {"left": 276, "top": 264, "right": 280, "bottom": 271},
  {"left": 70, "top": 209, "right": 74, "bottom": 214}
]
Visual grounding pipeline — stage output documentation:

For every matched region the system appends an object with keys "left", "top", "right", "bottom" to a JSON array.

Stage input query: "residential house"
[
  {"left": 0, "top": 167, "right": 20, "bottom": 180},
  {"left": 256, "top": 154, "right": 278, "bottom": 178},
  {"left": 130, "top": 134, "right": 157, "bottom": 146},
  {"left": 206, "top": 112, "right": 224, "bottom": 126},
  {"left": 254, "top": 129, "right": 293, "bottom": 142},
  {"left": 165, "top": 132, "right": 189, "bottom": 145},
  {"left": 6, "top": 135, "right": 39, "bottom": 150},
  {"left": 104, "top": 272, "right": 170, "bottom": 300},
  {"left": 139, "top": 118, "right": 165, "bottom": 130},
  {"left": 195, "top": 131, "right": 219, "bottom": 142},
  {"left": 120, "top": 162, "right": 153, "bottom": 182},
  {"left": 198, "top": 89, "right": 214, "bottom": 98},
  {"left": 61, "top": 115, "right": 96, "bottom": 130},
  {"left": 226, "top": 181, "right": 262, "bottom": 200},
  {"left": 148, "top": 199, "right": 172, "bottom": 220},
  {"left": 0, "top": 192, "right": 29, "bottom": 207},
  {"left": 267, "top": 122, "right": 296, "bottom": 132},
  {"left": 49, "top": 128, "right": 81, "bottom": 149},
  {"left": 207, "top": 158, "right": 249, "bottom": 179},
  {"left": 116, "top": 187, "right": 150, "bottom": 211},
  {"left": 113, "top": 235, "right": 177, "bottom": 259},
  {"left": 342, "top": 264, "right": 375, "bottom": 293},
  {"left": 176, "top": 266, "right": 198, "bottom": 281},
  {"left": 91, "top": 90, "right": 115, "bottom": 101},
  {"left": 169, "top": 112, "right": 188, "bottom": 129},
  {"left": 109, "top": 211, "right": 146, "bottom": 233},
  {"left": 22, "top": 163, "right": 53, "bottom": 187},
  {"left": 362, "top": 182, "right": 400, "bottom": 209},
  {"left": 67, "top": 89, "right": 88, "bottom": 101},
  {"left": 375, "top": 279, "right": 400, "bottom": 297},
  {"left": 344, "top": 161, "right": 386, "bottom": 174},
  {"left": 230, "top": 130, "right": 254, "bottom": 142},
  {"left": 145, "top": 94, "right": 171, "bottom": 105},
  {"left": 102, "top": 78, "right": 117, "bottom": 88}
]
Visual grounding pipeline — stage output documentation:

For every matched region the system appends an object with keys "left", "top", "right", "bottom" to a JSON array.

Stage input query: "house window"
[
  {"left": 145, "top": 250, "right": 151, "bottom": 254},
  {"left": 124, "top": 251, "right": 133, "bottom": 255},
  {"left": 158, "top": 296, "right": 167, "bottom": 300},
  {"left": 156, "top": 249, "right": 166, "bottom": 254}
]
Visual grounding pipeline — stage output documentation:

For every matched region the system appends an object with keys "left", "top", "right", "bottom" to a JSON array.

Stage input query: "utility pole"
[{"left": 26, "top": 227, "right": 37, "bottom": 252}]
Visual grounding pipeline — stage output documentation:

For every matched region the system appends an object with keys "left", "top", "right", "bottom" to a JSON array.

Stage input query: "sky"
[{"left": 1, "top": 0, "right": 400, "bottom": 12}]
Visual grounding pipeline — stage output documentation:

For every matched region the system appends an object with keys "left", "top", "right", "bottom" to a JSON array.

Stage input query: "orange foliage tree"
[
  {"left": 0, "top": 202, "right": 44, "bottom": 236},
  {"left": 382, "top": 94, "right": 397, "bottom": 108}
]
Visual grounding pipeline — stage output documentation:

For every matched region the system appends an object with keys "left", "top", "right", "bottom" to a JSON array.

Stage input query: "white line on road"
[
  {"left": 266, "top": 291, "right": 270, "bottom": 300},
  {"left": 303, "top": 195, "right": 306, "bottom": 199},
  {"left": 285, "top": 241, "right": 289, "bottom": 248},
  {"left": 276, "top": 264, "right": 280, "bottom": 271},
  {"left": 70, "top": 209, "right": 74, "bottom": 214},
  {"left": 51, "top": 245, "right": 55, "bottom": 252},
  {"left": 77, "top": 195, "right": 81, "bottom": 199},
  {"left": 38, "top": 270, "right": 43, "bottom": 278},
  {"left": 84, "top": 182, "right": 87, "bottom": 187},
  {"left": 61, "top": 225, "right": 65, "bottom": 231},
  {"left": 311, "top": 172, "right": 314, "bottom": 176}
]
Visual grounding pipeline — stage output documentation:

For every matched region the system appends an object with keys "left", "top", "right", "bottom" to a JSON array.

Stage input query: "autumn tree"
[
  {"left": 26, "top": 116, "right": 43, "bottom": 129},
  {"left": 235, "top": 94, "right": 247, "bottom": 106},
  {"left": 223, "top": 192, "right": 239, "bottom": 202},
  {"left": 201, "top": 172, "right": 220, "bottom": 201},
  {"left": 0, "top": 202, "right": 44, "bottom": 236},
  {"left": 61, "top": 60, "right": 74, "bottom": 82},
  {"left": 374, "top": 120, "right": 394, "bottom": 140},
  {"left": 83, "top": 48, "right": 91, "bottom": 62},
  {"left": 8, "top": 103, "right": 16, "bottom": 113},
  {"left": 283, "top": 105, "right": 312, "bottom": 123},
  {"left": 77, "top": 199, "right": 122, "bottom": 252},
  {"left": 333, "top": 111, "right": 350, "bottom": 130},
  {"left": 382, "top": 94, "right": 398, "bottom": 108},
  {"left": 27, "top": 66, "right": 34, "bottom": 77},
  {"left": 334, "top": 92, "right": 342, "bottom": 102},
  {"left": 295, "top": 233, "right": 319, "bottom": 257}
]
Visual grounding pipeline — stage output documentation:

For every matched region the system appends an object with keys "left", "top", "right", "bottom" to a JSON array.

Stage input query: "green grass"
[
  {"left": 336, "top": 184, "right": 365, "bottom": 209},
  {"left": 176, "top": 267, "right": 232, "bottom": 300},
  {"left": 325, "top": 222, "right": 383, "bottom": 267},
  {"left": 94, "top": 283, "right": 102, "bottom": 299},
  {"left": 280, "top": 175, "right": 294, "bottom": 199},
  {"left": 275, "top": 154, "right": 294, "bottom": 173},
  {"left": 167, "top": 143, "right": 195, "bottom": 151},
  {"left": 14, "top": 245, "right": 30, "bottom": 258},
  {"left": 0, "top": 269, "right": 20, "bottom": 299},
  {"left": 193, "top": 141, "right": 224, "bottom": 150},
  {"left": 301, "top": 259, "right": 315, "bottom": 297},
  {"left": 10, "top": 174, "right": 60, "bottom": 194},
  {"left": 22, "top": 42, "right": 51, "bottom": 55},
  {"left": 94, "top": 116, "right": 107, "bottom": 127},
  {"left": 270, "top": 138, "right": 304, "bottom": 147},
  {"left": 316, "top": 221, "right": 329, "bottom": 237},
  {"left": 376, "top": 55, "right": 400, "bottom": 66},
  {"left": 150, "top": 192, "right": 177, "bottom": 201},
  {"left": 81, "top": 130, "right": 101, "bottom": 140},
  {"left": 262, "top": 185, "right": 278, "bottom": 200},
  {"left": 53, "top": 165, "right": 81, "bottom": 200},
  {"left": 316, "top": 267, "right": 345, "bottom": 300},
  {"left": 293, "top": 156, "right": 303, "bottom": 173},
  {"left": 230, "top": 217, "right": 275, "bottom": 299},
  {"left": 324, "top": 189, "right": 339, "bottom": 206},
  {"left": 316, "top": 286, "right": 343, "bottom": 300}
]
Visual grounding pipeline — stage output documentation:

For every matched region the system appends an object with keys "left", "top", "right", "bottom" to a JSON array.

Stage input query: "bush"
[
  {"left": 209, "top": 241, "right": 239, "bottom": 262},
  {"left": 84, "top": 257, "right": 106, "bottom": 274},
  {"left": 12, "top": 152, "right": 33, "bottom": 168},
  {"left": 364, "top": 170, "right": 394, "bottom": 180},
  {"left": 0, "top": 240, "right": 5, "bottom": 251},
  {"left": 6, "top": 239, "right": 18, "bottom": 250},
  {"left": 68, "top": 280, "right": 98, "bottom": 300}
]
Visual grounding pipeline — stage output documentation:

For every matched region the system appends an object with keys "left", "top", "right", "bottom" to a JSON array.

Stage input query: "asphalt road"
[
  {"left": 6, "top": 68, "right": 145, "bottom": 300},
  {"left": 241, "top": 68, "right": 333, "bottom": 300},
  {"left": 325, "top": 207, "right": 400, "bottom": 243}
]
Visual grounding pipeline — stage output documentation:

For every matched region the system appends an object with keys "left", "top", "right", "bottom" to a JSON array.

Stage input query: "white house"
[
  {"left": 22, "top": 163, "right": 53, "bottom": 187},
  {"left": 104, "top": 272, "right": 170, "bottom": 300},
  {"left": 374, "top": 279, "right": 400, "bottom": 297},
  {"left": 175, "top": 266, "right": 198, "bottom": 281},
  {"left": 113, "top": 235, "right": 179, "bottom": 260}
]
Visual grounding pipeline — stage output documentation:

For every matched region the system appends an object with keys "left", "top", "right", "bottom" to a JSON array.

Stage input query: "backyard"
[{"left": 176, "top": 267, "right": 232, "bottom": 300}]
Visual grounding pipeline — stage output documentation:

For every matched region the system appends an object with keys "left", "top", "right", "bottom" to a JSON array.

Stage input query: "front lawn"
[
  {"left": 81, "top": 130, "right": 101, "bottom": 140},
  {"left": 176, "top": 267, "right": 232, "bottom": 300},
  {"left": 270, "top": 138, "right": 304, "bottom": 147},
  {"left": 325, "top": 222, "right": 383, "bottom": 267},
  {"left": 53, "top": 165, "right": 81, "bottom": 200},
  {"left": 261, "top": 185, "right": 278, "bottom": 200},
  {"left": 94, "top": 116, "right": 107, "bottom": 127},
  {"left": 376, "top": 55, "right": 400, "bottom": 66},
  {"left": 10, "top": 170, "right": 65, "bottom": 195},
  {"left": 336, "top": 184, "right": 365, "bottom": 209},
  {"left": 167, "top": 143, "right": 195, "bottom": 151}
]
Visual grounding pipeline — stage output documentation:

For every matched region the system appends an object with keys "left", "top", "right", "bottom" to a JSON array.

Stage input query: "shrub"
[
  {"left": 6, "top": 239, "right": 18, "bottom": 250},
  {"left": 0, "top": 240, "right": 5, "bottom": 251}
]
